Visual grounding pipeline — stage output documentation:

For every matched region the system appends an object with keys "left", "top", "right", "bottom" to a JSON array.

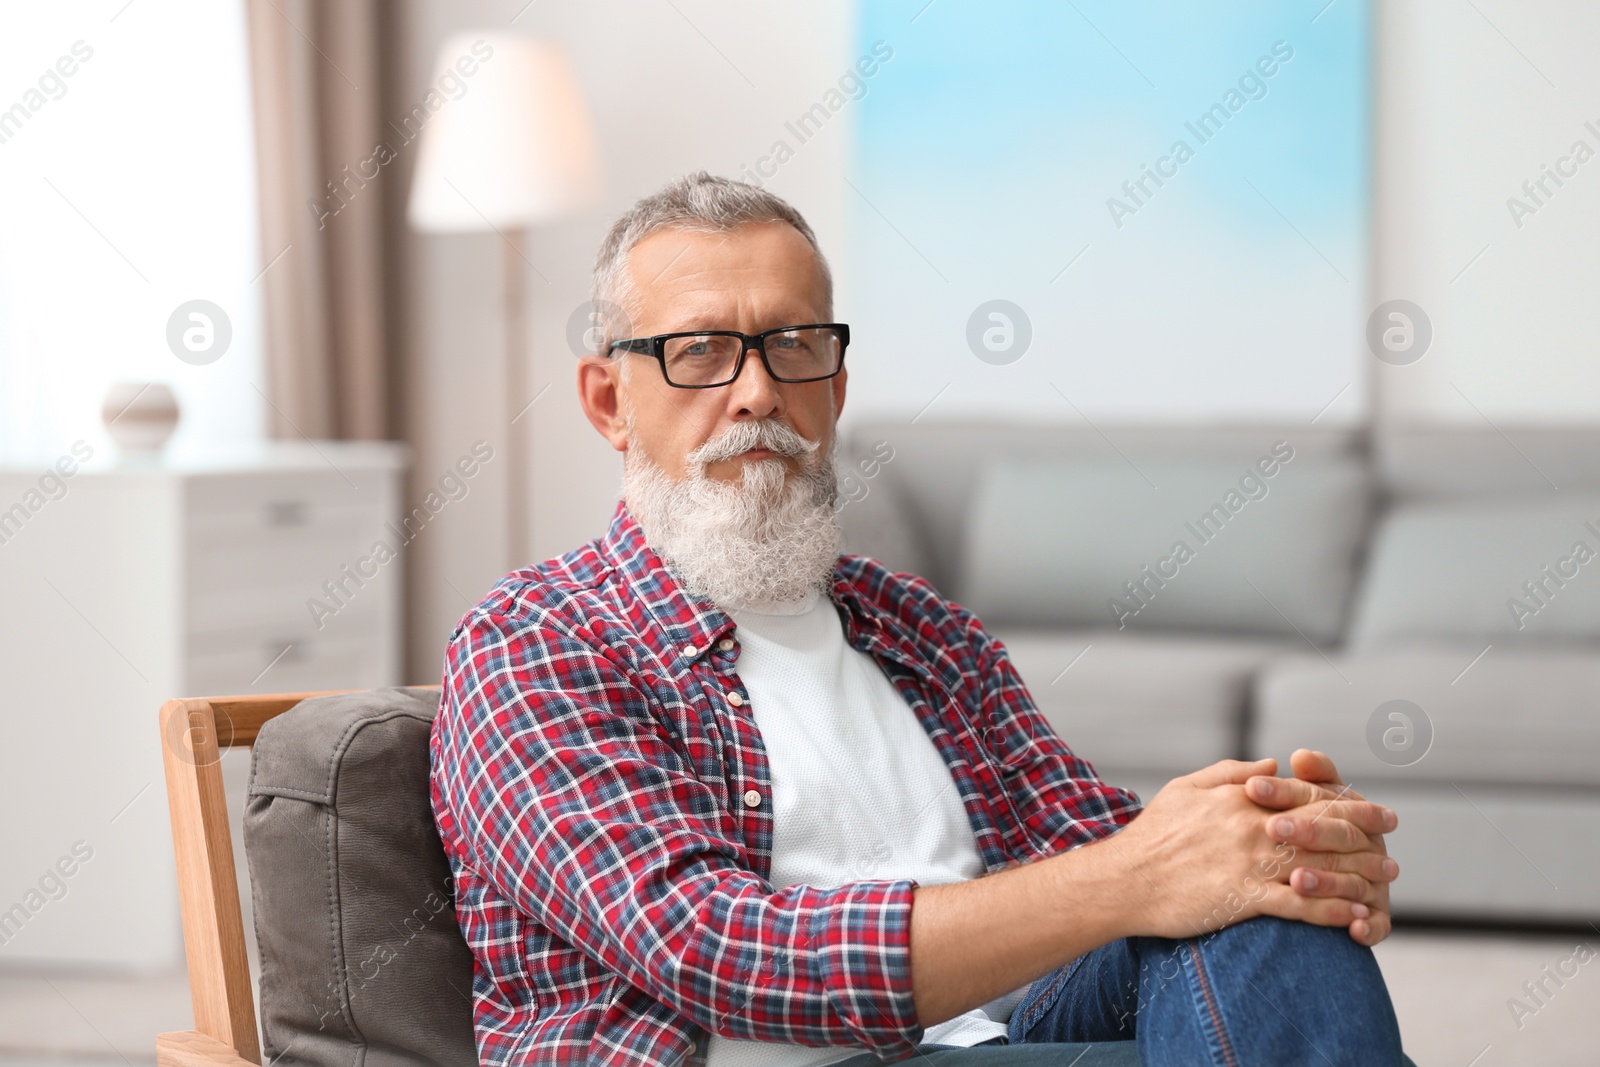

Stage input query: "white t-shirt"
[{"left": 704, "top": 585, "right": 1026, "bottom": 1067}]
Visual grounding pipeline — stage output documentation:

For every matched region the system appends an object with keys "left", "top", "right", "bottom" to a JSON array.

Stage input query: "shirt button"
[
  {"left": 682, "top": 643, "right": 698, "bottom": 658},
  {"left": 717, "top": 638, "right": 734, "bottom": 651},
  {"left": 742, "top": 789, "right": 762, "bottom": 808},
  {"left": 727, "top": 691, "right": 744, "bottom": 706}
]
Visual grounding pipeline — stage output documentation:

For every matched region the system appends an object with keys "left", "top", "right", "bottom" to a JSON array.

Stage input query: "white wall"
[
  {"left": 1372, "top": 0, "right": 1600, "bottom": 424},
  {"left": 396, "top": 0, "right": 853, "bottom": 681}
]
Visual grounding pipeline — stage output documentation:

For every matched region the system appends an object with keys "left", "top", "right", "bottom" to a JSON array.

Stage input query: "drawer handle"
[{"left": 264, "top": 500, "right": 310, "bottom": 527}]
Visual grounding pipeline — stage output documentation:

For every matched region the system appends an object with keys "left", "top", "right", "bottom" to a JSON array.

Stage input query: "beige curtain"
[{"left": 245, "top": 0, "right": 395, "bottom": 440}]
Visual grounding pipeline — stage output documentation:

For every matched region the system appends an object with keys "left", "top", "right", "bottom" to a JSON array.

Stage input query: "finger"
[
  {"left": 1302, "top": 849, "right": 1399, "bottom": 885},
  {"left": 1290, "top": 866, "right": 1375, "bottom": 903},
  {"left": 1257, "top": 884, "right": 1372, "bottom": 930},
  {"left": 1188, "top": 757, "right": 1277, "bottom": 789},
  {"left": 1349, "top": 908, "right": 1392, "bottom": 947},
  {"left": 1268, "top": 811, "right": 1384, "bottom": 853},
  {"left": 1245, "top": 775, "right": 1361, "bottom": 811},
  {"left": 1289, "top": 748, "right": 1346, "bottom": 787},
  {"left": 1288, "top": 798, "right": 1397, "bottom": 836}
]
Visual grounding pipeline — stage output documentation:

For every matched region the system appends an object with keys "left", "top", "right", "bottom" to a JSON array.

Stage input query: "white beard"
[{"left": 621, "top": 412, "right": 843, "bottom": 610}]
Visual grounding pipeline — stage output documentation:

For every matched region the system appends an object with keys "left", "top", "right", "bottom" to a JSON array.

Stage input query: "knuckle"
[
  {"left": 1336, "top": 823, "right": 1366, "bottom": 851},
  {"left": 1311, "top": 870, "right": 1342, "bottom": 896},
  {"left": 1324, "top": 872, "right": 1357, "bottom": 900},
  {"left": 1314, "top": 900, "right": 1351, "bottom": 927}
]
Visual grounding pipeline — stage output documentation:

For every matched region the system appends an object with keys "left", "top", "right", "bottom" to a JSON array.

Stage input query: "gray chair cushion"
[
  {"left": 1251, "top": 650, "right": 1600, "bottom": 787},
  {"left": 962, "top": 452, "right": 1370, "bottom": 641},
  {"left": 995, "top": 627, "right": 1296, "bottom": 775},
  {"left": 1347, "top": 496, "right": 1600, "bottom": 650},
  {"left": 244, "top": 686, "right": 477, "bottom": 1067}
]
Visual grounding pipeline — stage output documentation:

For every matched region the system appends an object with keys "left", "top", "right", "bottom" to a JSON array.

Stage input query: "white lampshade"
[{"left": 407, "top": 33, "right": 602, "bottom": 232}]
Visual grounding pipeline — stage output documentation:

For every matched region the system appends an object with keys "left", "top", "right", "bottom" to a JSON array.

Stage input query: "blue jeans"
[{"left": 831, "top": 915, "right": 1413, "bottom": 1066}]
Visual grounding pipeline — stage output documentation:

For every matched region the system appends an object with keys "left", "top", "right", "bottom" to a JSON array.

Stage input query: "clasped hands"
[
  {"left": 1119, "top": 747, "right": 1398, "bottom": 947},
  {"left": 1242, "top": 748, "right": 1396, "bottom": 946}
]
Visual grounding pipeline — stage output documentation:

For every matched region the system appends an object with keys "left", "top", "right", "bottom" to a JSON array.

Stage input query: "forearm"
[{"left": 908, "top": 837, "right": 1139, "bottom": 1027}]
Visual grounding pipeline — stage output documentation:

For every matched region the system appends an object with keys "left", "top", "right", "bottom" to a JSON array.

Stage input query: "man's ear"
[
  {"left": 577, "top": 355, "right": 629, "bottom": 452},
  {"left": 831, "top": 363, "right": 847, "bottom": 422}
]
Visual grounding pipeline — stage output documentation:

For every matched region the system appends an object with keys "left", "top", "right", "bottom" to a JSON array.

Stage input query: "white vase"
[{"left": 102, "top": 381, "right": 180, "bottom": 454}]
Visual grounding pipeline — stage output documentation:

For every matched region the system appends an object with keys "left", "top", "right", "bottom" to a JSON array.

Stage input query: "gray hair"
[{"left": 590, "top": 171, "right": 833, "bottom": 374}]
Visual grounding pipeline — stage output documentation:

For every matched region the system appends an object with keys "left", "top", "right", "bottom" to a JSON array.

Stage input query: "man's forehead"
[
  {"left": 630, "top": 220, "right": 796, "bottom": 260},
  {"left": 625, "top": 223, "right": 826, "bottom": 325}
]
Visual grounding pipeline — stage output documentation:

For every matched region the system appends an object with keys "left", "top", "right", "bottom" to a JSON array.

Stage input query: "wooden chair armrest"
[{"left": 156, "top": 1030, "right": 260, "bottom": 1067}]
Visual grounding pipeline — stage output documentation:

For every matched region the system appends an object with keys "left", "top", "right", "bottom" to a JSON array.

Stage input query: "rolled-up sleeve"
[{"left": 433, "top": 605, "right": 928, "bottom": 1058}]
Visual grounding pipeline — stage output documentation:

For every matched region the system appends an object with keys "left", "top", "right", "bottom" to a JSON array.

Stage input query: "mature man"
[{"left": 431, "top": 172, "right": 1413, "bottom": 1066}]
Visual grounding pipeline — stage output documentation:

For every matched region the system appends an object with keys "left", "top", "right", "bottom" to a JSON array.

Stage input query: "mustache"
[{"left": 687, "top": 419, "right": 821, "bottom": 467}]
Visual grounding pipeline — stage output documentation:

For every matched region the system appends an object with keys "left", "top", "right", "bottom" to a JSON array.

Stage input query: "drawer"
[
  {"left": 185, "top": 469, "right": 383, "bottom": 523},
  {"left": 186, "top": 500, "right": 379, "bottom": 561},
  {"left": 186, "top": 533, "right": 394, "bottom": 625},
  {"left": 185, "top": 623, "right": 396, "bottom": 696},
  {"left": 187, "top": 580, "right": 390, "bottom": 647},
  {"left": 186, "top": 512, "right": 399, "bottom": 634}
]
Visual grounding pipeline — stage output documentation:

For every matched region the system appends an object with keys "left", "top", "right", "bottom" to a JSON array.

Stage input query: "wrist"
[{"left": 1040, "top": 831, "right": 1150, "bottom": 945}]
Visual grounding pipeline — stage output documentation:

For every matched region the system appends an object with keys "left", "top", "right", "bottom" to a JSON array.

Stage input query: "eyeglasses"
[{"left": 607, "top": 323, "right": 849, "bottom": 388}]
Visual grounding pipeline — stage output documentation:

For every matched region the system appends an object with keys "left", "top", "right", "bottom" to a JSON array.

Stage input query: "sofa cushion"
[
  {"left": 1347, "top": 496, "right": 1600, "bottom": 650},
  {"left": 994, "top": 628, "right": 1297, "bottom": 774},
  {"left": 1378, "top": 424, "right": 1600, "bottom": 499},
  {"left": 244, "top": 686, "right": 478, "bottom": 1067},
  {"left": 963, "top": 452, "right": 1369, "bottom": 642},
  {"left": 843, "top": 421, "right": 1366, "bottom": 604},
  {"left": 836, "top": 436, "right": 935, "bottom": 584},
  {"left": 1251, "top": 650, "right": 1600, "bottom": 787}
]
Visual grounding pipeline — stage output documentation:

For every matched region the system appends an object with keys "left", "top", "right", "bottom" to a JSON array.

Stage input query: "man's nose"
[{"left": 726, "top": 342, "right": 782, "bottom": 417}]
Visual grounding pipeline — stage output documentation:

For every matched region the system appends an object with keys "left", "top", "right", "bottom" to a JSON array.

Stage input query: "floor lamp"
[{"left": 407, "top": 33, "right": 602, "bottom": 571}]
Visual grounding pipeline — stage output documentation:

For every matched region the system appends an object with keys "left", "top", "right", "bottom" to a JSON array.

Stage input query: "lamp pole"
[
  {"left": 405, "top": 33, "right": 603, "bottom": 575},
  {"left": 503, "top": 227, "right": 529, "bottom": 572}
]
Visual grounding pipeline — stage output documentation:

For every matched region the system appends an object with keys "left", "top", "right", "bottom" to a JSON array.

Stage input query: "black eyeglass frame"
[{"left": 606, "top": 322, "right": 851, "bottom": 389}]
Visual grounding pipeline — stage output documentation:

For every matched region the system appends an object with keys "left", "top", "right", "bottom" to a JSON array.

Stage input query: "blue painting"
[{"left": 847, "top": 0, "right": 1369, "bottom": 423}]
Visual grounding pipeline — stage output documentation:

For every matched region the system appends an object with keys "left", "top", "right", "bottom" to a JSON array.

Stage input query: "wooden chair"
[{"left": 155, "top": 688, "right": 434, "bottom": 1067}]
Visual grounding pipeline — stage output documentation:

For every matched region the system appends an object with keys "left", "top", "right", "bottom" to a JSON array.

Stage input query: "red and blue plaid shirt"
[{"left": 430, "top": 499, "right": 1142, "bottom": 1066}]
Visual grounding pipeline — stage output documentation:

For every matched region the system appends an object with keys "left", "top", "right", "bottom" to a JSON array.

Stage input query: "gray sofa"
[{"left": 838, "top": 420, "right": 1600, "bottom": 924}]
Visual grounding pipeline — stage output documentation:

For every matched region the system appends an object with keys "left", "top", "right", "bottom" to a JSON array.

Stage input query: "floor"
[{"left": 0, "top": 926, "right": 1595, "bottom": 1066}]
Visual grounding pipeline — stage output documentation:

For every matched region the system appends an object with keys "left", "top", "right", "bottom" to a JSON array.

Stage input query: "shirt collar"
[{"left": 594, "top": 500, "right": 720, "bottom": 669}]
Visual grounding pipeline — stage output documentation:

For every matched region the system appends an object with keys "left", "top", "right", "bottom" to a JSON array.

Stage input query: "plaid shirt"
[{"left": 430, "top": 499, "right": 1143, "bottom": 1067}]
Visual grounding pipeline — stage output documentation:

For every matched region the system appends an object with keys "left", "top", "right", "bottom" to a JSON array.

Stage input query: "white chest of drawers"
[{"left": 0, "top": 440, "right": 409, "bottom": 971}]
